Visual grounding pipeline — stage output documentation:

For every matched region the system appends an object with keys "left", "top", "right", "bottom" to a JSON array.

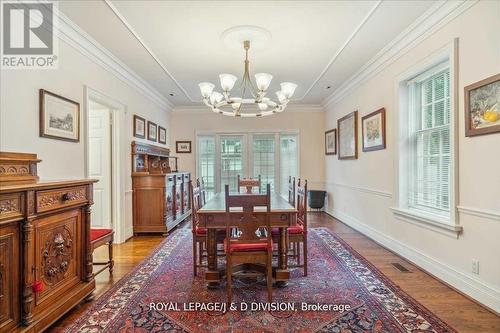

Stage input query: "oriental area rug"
[{"left": 64, "top": 228, "right": 456, "bottom": 333}]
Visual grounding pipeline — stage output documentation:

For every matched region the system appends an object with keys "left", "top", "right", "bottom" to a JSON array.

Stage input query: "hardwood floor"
[{"left": 48, "top": 213, "right": 500, "bottom": 332}]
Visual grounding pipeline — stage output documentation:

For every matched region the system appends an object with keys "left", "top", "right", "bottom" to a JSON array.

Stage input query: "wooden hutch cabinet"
[
  {"left": 0, "top": 152, "right": 96, "bottom": 333},
  {"left": 131, "top": 142, "right": 190, "bottom": 234}
]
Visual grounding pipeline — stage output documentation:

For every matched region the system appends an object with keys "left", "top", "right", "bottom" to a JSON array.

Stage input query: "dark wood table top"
[{"left": 198, "top": 192, "right": 297, "bottom": 214}]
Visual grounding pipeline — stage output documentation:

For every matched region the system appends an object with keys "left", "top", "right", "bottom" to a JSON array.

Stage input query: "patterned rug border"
[
  {"left": 65, "top": 226, "right": 457, "bottom": 332},
  {"left": 63, "top": 227, "right": 190, "bottom": 332},
  {"left": 314, "top": 227, "right": 457, "bottom": 332}
]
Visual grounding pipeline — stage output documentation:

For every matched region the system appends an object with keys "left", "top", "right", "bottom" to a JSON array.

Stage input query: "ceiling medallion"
[{"left": 198, "top": 31, "right": 297, "bottom": 118}]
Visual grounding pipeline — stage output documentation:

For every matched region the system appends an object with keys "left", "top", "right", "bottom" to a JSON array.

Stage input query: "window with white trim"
[{"left": 406, "top": 62, "right": 452, "bottom": 219}]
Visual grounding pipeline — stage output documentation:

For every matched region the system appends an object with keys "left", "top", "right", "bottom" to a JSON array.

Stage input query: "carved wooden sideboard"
[
  {"left": 0, "top": 152, "right": 96, "bottom": 333},
  {"left": 131, "top": 142, "right": 191, "bottom": 234}
]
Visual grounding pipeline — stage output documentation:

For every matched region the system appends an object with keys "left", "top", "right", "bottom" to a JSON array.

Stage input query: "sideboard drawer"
[
  {"left": 0, "top": 193, "right": 24, "bottom": 221},
  {"left": 36, "top": 186, "right": 88, "bottom": 213}
]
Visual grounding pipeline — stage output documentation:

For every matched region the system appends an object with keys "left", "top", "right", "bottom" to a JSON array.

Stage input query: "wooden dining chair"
[
  {"left": 237, "top": 174, "right": 262, "bottom": 194},
  {"left": 225, "top": 183, "right": 273, "bottom": 303},
  {"left": 288, "top": 179, "right": 308, "bottom": 276},
  {"left": 190, "top": 180, "right": 207, "bottom": 276},
  {"left": 197, "top": 177, "right": 207, "bottom": 205}
]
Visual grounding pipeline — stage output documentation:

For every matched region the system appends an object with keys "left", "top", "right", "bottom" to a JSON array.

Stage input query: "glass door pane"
[
  {"left": 220, "top": 135, "right": 246, "bottom": 192},
  {"left": 252, "top": 135, "right": 275, "bottom": 192},
  {"left": 197, "top": 135, "right": 216, "bottom": 200},
  {"left": 280, "top": 134, "right": 298, "bottom": 197}
]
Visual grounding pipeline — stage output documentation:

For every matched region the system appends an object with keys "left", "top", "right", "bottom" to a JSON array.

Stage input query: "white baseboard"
[{"left": 326, "top": 208, "right": 500, "bottom": 313}]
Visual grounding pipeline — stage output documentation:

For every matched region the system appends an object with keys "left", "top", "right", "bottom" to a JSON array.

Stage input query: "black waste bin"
[{"left": 308, "top": 190, "right": 326, "bottom": 211}]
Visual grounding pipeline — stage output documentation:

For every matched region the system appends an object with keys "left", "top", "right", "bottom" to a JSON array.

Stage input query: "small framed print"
[
  {"left": 147, "top": 121, "right": 157, "bottom": 141},
  {"left": 158, "top": 126, "right": 167, "bottom": 144},
  {"left": 325, "top": 129, "right": 337, "bottom": 155},
  {"left": 133, "top": 115, "right": 146, "bottom": 139},
  {"left": 362, "top": 108, "right": 386, "bottom": 152},
  {"left": 464, "top": 73, "right": 500, "bottom": 137},
  {"left": 176, "top": 141, "right": 192, "bottom": 153},
  {"left": 39, "top": 89, "right": 80, "bottom": 142},
  {"left": 337, "top": 111, "right": 358, "bottom": 160}
]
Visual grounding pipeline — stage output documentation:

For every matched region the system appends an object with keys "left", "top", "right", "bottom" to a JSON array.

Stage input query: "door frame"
[{"left": 84, "top": 86, "right": 127, "bottom": 243}]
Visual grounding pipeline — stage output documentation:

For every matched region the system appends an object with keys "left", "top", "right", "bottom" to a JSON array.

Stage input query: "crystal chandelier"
[{"left": 198, "top": 40, "right": 297, "bottom": 117}]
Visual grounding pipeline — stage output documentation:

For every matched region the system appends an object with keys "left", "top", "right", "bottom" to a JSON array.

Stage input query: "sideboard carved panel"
[{"left": 35, "top": 211, "right": 81, "bottom": 307}]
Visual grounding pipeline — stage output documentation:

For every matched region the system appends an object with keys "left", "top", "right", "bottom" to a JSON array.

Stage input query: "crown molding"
[
  {"left": 298, "top": 0, "right": 381, "bottom": 100},
  {"left": 172, "top": 104, "right": 324, "bottom": 114},
  {"left": 104, "top": 0, "right": 193, "bottom": 102},
  {"left": 322, "top": 0, "right": 479, "bottom": 108},
  {"left": 55, "top": 10, "right": 173, "bottom": 110}
]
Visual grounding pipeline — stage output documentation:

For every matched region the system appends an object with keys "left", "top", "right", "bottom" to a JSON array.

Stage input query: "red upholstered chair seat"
[
  {"left": 90, "top": 228, "right": 113, "bottom": 242},
  {"left": 271, "top": 225, "right": 304, "bottom": 235},
  {"left": 195, "top": 226, "right": 207, "bottom": 235},
  {"left": 224, "top": 238, "right": 273, "bottom": 254},
  {"left": 195, "top": 227, "right": 226, "bottom": 236}
]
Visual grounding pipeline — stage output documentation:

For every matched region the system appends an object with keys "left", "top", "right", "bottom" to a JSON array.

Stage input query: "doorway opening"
[
  {"left": 88, "top": 100, "right": 113, "bottom": 229},
  {"left": 85, "top": 86, "right": 128, "bottom": 243}
]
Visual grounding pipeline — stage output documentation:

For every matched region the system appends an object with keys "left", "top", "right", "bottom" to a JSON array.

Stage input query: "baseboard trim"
[{"left": 324, "top": 209, "right": 500, "bottom": 314}]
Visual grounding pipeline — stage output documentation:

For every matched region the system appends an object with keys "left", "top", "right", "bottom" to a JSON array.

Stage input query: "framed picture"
[
  {"left": 158, "top": 126, "right": 167, "bottom": 144},
  {"left": 39, "top": 89, "right": 80, "bottom": 142},
  {"left": 362, "top": 108, "right": 386, "bottom": 152},
  {"left": 337, "top": 111, "right": 358, "bottom": 160},
  {"left": 464, "top": 73, "right": 500, "bottom": 137},
  {"left": 147, "top": 121, "right": 157, "bottom": 141},
  {"left": 176, "top": 141, "right": 192, "bottom": 153},
  {"left": 133, "top": 115, "right": 146, "bottom": 139},
  {"left": 325, "top": 129, "right": 337, "bottom": 155}
]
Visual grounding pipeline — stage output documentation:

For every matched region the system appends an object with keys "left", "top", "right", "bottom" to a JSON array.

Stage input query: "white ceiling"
[{"left": 60, "top": 0, "right": 436, "bottom": 107}]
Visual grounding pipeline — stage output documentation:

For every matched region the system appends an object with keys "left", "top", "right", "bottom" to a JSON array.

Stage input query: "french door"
[{"left": 197, "top": 131, "right": 298, "bottom": 197}]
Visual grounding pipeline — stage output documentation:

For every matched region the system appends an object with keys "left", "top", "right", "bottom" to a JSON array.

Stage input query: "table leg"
[
  {"left": 275, "top": 227, "right": 289, "bottom": 287},
  {"left": 205, "top": 228, "right": 219, "bottom": 287}
]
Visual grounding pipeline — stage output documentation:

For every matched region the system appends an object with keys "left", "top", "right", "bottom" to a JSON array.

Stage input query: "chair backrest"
[
  {"left": 225, "top": 183, "right": 271, "bottom": 245},
  {"left": 189, "top": 180, "right": 203, "bottom": 232},
  {"left": 288, "top": 176, "right": 296, "bottom": 207},
  {"left": 237, "top": 174, "right": 262, "bottom": 194},
  {"left": 296, "top": 179, "right": 308, "bottom": 231},
  {"left": 196, "top": 177, "right": 207, "bottom": 205}
]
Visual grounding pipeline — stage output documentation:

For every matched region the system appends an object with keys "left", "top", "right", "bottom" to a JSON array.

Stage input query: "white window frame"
[
  {"left": 195, "top": 129, "right": 300, "bottom": 194},
  {"left": 392, "top": 39, "right": 462, "bottom": 237}
]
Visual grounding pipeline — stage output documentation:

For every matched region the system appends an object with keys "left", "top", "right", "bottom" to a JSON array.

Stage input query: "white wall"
[
  {"left": 170, "top": 109, "right": 325, "bottom": 189},
  {"left": 0, "top": 37, "right": 171, "bottom": 242},
  {"left": 324, "top": 1, "right": 500, "bottom": 311}
]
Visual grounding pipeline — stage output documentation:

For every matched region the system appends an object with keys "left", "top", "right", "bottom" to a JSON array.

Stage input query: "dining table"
[{"left": 197, "top": 191, "right": 298, "bottom": 286}]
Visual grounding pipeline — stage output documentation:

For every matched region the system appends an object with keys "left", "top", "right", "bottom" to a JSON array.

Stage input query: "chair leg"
[
  {"left": 267, "top": 252, "right": 273, "bottom": 303},
  {"left": 227, "top": 256, "right": 232, "bottom": 305},
  {"left": 303, "top": 237, "right": 308, "bottom": 276},
  {"left": 297, "top": 242, "right": 301, "bottom": 266},
  {"left": 193, "top": 236, "right": 197, "bottom": 276},
  {"left": 108, "top": 241, "right": 114, "bottom": 274},
  {"left": 198, "top": 241, "right": 203, "bottom": 266}
]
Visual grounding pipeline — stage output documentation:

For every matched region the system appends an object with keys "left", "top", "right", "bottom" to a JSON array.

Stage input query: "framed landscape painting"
[
  {"left": 337, "top": 111, "right": 358, "bottom": 160},
  {"left": 39, "top": 89, "right": 80, "bottom": 142},
  {"left": 464, "top": 73, "right": 500, "bottom": 137},
  {"left": 147, "top": 121, "right": 157, "bottom": 141},
  {"left": 133, "top": 115, "right": 146, "bottom": 139},
  {"left": 158, "top": 126, "right": 167, "bottom": 144},
  {"left": 325, "top": 129, "right": 337, "bottom": 155},
  {"left": 362, "top": 108, "right": 386, "bottom": 152}
]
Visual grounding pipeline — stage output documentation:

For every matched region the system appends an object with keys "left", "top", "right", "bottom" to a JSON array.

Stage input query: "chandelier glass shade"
[{"left": 198, "top": 40, "right": 297, "bottom": 117}]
